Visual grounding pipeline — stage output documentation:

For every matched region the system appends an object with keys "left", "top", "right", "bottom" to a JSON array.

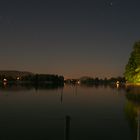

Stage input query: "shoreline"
[{"left": 125, "top": 83, "right": 140, "bottom": 87}]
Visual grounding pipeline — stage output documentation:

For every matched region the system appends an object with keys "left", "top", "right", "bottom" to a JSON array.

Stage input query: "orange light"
[{"left": 17, "top": 77, "right": 20, "bottom": 80}]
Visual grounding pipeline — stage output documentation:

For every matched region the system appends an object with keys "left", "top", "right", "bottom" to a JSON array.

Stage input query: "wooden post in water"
[
  {"left": 137, "top": 110, "right": 140, "bottom": 140},
  {"left": 65, "top": 115, "right": 71, "bottom": 140}
]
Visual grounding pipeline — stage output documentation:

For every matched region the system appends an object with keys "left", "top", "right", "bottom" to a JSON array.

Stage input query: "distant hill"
[{"left": 0, "top": 70, "right": 34, "bottom": 78}]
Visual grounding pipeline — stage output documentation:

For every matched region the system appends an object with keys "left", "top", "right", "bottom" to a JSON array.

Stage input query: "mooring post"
[
  {"left": 137, "top": 110, "right": 140, "bottom": 140},
  {"left": 65, "top": 115, "right": 71, "bottom": 140}
]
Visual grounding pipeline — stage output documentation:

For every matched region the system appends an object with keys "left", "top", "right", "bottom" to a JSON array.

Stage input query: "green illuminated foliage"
[{"left": 124, "top": 41, "right": 140, "bottom": 83}]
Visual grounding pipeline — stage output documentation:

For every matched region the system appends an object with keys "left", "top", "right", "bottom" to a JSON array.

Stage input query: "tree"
[{"left": 124, "top": 41, "right": 140, "bottom": 83}]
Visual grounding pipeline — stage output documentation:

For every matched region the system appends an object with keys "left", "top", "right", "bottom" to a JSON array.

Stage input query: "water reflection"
[
  {"left": 125, "top": 86, "right": 140, "bottom": 140},
  {"left": 0, "top": 84, "right": 135, "bottom": 140},
  {"left": 0, "top": 83, "right": 64, "bottom": 91},
  {"left": 65, "top": 115, "right": 71, "bottom": 140},
  {"left": 60, "top": 88, "right": 63, "bottom": 103}
]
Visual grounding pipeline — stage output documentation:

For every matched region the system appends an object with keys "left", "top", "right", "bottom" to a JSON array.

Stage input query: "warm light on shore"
[
  {"left": 17, "top": 77, "right": 20, "bottom": 80},
  {"left": 116, "top": 81, "right": 120, "bottom": 88},
  {"left": 3, "top": 78, "right": 7, "bottom": 82}
]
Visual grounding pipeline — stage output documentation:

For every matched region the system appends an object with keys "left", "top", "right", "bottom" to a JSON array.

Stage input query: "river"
[{"left": 0, "top": 84, "right": 138, "bottom": 140}]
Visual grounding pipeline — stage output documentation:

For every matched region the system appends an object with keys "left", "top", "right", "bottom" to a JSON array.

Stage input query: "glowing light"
[
  {"left": 3, "top": 78, "right": 7, "bottom": 82},
  {"left": 3, "top": 82, "right": 7, "bottom": 86},
  {"left": 116, "top": 81, "right": 120, "bottom": 88},
  {"left": 3, "top": 78, "right": 7, "bottom": 86},
  {"left": 17, "top": 77, "right": 20, "bottom": 80},
  {"left": 77, "top": 81, "right": 80, "bottom": 84}
]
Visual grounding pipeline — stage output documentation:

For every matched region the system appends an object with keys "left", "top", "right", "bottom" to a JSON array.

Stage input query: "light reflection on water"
[{"left": 0, "top": 84, "right": 138, "bottom": 140}]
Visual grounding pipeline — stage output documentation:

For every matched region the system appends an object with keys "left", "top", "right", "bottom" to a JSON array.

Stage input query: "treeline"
[
  {"left": 65, "top": 77, "right": 125, "bottom": 85},
  {"left": 0, "top": 74, "right": 64, "bottom": 85},
  {"left": 80, "top": 77, "right": 125, "bottom": 85},
  {"left": 80, "top": 77, "right": 125, "bottom": 84},
  {"left": 124, "top": 41, "right": 140, "bottom": 83},
  {"left": 22, "top": 74, "right": 64, "bottom": 85}
]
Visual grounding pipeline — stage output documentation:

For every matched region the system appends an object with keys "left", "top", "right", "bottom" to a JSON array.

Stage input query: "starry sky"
[{"left": 0, "top": 0, "right": 140, "bottom": 78}]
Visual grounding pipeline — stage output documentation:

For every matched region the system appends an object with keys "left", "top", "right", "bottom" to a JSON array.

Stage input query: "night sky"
[{"left": 0, "top": 0, "right": 140, "bottom": 78}]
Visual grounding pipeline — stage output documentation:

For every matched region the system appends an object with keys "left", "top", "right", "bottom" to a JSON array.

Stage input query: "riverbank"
[{"left": 125, "top": 83, "right": 140, "bottom": 87}]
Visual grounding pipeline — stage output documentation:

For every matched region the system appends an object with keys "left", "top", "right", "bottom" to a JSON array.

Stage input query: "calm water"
[{"left": 0, "top": 84, "right": 138, "bottom": 140}]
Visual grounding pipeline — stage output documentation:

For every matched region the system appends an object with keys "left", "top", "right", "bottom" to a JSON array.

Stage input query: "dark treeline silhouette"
[
  {"left": 0, "top": 75, "right": 15, "bottom": 82},
  {"left": 21, "top": 74, "right": 64, "bottom": 84},
  {"left": 0, "top": 73, "right": 64, "bottom": 85},
  {"left": 0, "top": 74, "right": 64, "bottom": 90},
  {"left": 21, "top": 74, "right": 64, "bottom": 90},
  {"left": 65, "top": 76, "right": 125, "bottom": 85},
  {"left": 80, "top": 77, "right": 125, "bottom": 85}
]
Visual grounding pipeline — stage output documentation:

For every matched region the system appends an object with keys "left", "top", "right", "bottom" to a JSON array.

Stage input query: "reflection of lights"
[
  {"left": 116, "top": 83, "right": 119, "bottom": 88},
  {"left": 3, "top": 82, "right": 7, "bottom": 86},
  {"left": 3, "top": 78, "right": 7, "bottom": 87}
]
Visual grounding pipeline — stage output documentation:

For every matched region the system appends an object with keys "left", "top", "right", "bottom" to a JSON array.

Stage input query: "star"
[
  {"left": 109, "top": 2, "right": 113, "bottom": 7},
  {"left": 105, "top": 0, "right": 113, "bottom": 7}
]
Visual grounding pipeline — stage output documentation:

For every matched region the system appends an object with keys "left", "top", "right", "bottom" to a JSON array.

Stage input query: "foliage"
[{"left": 124, "top": 41, "right": 140, "bottom": 83}]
